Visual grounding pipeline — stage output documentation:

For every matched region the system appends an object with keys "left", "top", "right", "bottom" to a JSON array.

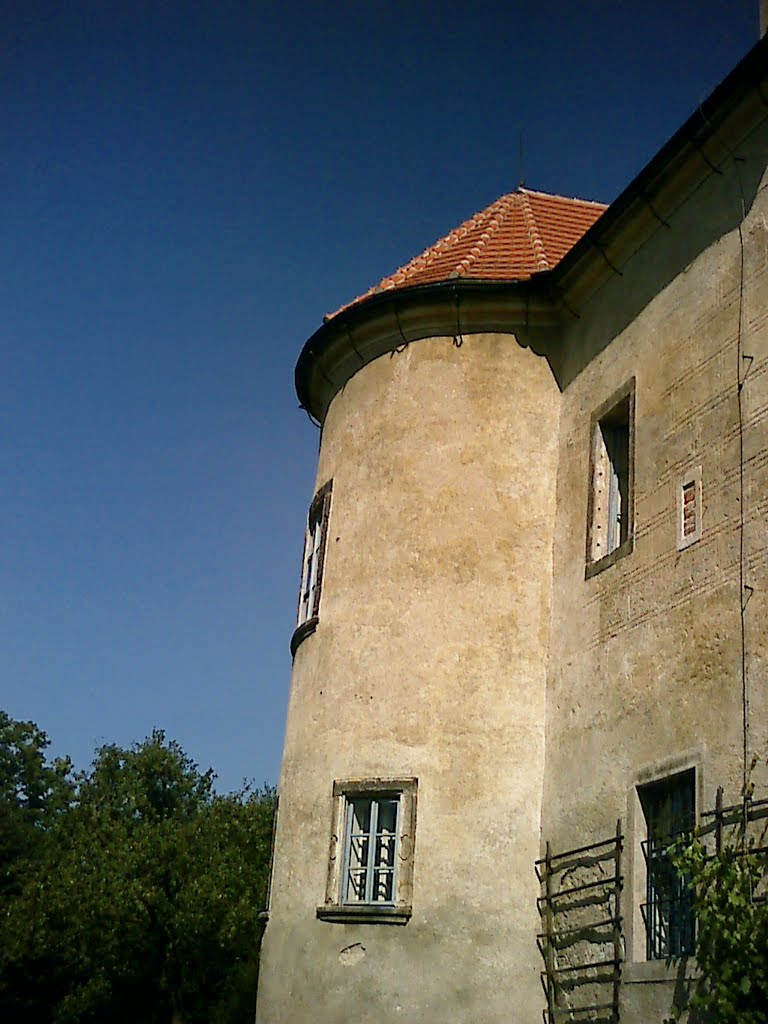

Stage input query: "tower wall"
[{"left": 257, "top": 332, "right": 560, "bottom": 1024}]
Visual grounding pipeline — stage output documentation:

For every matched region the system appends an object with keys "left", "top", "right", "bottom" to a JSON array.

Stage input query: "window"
[
  {"left": 677, "top": 466, "right": 702, "bottom": 550},
  {"left": 586, "top": 380, "right": 635, "bottom": 576},
  {"left": 317, "top": 778, "right": 417, "bottom": 924},
  {"left": 639, "top": 769, "right": 695, "bottom": 960},
  {"left": 291, "top": 480, "right": 332, "bottom": 655},
  {"left": 342, "top": 795, "right": 399, "bottom": 905}
]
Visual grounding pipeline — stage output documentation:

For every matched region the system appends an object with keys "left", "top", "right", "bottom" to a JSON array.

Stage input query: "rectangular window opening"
[
  {"left": 638, "top": 769, "right": 696, "bottom": 960},
  {"left": 676, "top": 467, "right": 702, "bottom": 551},
  {"left": 682, "top": 481, "right": 697, "bottom": 538},
  {"left": 343, "top": 795, "right": 400, "bottom": 906},
  {"left": 318, "top": 777, "right": 417, "bottom": 924},
  {"left": 587, "top": 382, "right": 635, "bottom": 574},
  {"left": 292, "top": 481, "right": 333, "bottom": 655}
]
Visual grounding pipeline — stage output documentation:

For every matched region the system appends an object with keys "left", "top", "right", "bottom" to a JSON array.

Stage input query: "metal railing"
[
  {"left": 640, "top": 832, "right": 695, "bottom": 960},
  {"left": 536, "top": 821, "right": 623, "bottom": 1024}
]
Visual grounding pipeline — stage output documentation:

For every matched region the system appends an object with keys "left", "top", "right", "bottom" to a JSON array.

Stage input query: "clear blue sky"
[{"left": 1, "top": 1, "right": 758, "bottom": 791}]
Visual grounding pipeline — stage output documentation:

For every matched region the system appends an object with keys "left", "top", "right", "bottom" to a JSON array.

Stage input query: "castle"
[{"left": 257, "top": 17, "right": 768, "bottom": 1024}]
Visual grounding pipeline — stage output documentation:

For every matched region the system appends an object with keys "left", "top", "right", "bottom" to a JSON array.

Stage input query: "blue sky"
[{"left": 1, "top": 1, "right": 759, "bottom": 790}]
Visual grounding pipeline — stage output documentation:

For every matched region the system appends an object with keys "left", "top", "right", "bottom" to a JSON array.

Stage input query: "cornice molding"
[{"left": 296, "top": 279, "right": 558, "bottom": 421}]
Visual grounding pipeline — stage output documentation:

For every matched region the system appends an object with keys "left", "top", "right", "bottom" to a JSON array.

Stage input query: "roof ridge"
[
  {"left": 413, "top": 214, "right": 479, "bottom": 278},
  {"left": 519, "top": 191, "right": 550, "bottom": 271},
  {"left": 420, "top": 193, "right": 515, "bottom": 276},
  {"left": 519, "top": 185, "right": 608, "bottom": 208},
  {"left": 451, "top": 193, "right": 513, "bottom": 277}
]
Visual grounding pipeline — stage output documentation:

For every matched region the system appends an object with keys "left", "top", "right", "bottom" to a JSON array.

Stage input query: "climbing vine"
[{"left": 666, "top": 776, "right": 768, "bottom": 1023}]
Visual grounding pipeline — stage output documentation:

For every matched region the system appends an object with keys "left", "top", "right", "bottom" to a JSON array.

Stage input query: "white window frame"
[
  {"left": 586, "top": 379, "right": 635, "bottom": 578},
  {"left": 341, "top": 794, "right": 401, "bottom": 906},
  {"left": 291, "top": 480, "right": 332, "bottom": 655}
]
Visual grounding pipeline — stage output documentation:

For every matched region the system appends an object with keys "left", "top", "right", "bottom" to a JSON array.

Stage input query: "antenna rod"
[{"left": 518, "top": 130, "right": 525, "bottom": 188}]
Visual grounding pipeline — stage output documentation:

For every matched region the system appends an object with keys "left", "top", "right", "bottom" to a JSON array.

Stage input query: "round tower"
[{"left": 257, "top": 190, "right": 606, "bottom": 1024}]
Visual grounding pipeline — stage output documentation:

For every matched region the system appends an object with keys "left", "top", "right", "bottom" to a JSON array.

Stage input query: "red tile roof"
[{"left": 328, "top": 188, "right": 607, "bottom": 320}]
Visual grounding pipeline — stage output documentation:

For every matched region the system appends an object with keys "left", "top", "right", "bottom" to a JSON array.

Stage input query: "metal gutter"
[{"left": 549, "top": 32, "right": 768, "bottom": 290}]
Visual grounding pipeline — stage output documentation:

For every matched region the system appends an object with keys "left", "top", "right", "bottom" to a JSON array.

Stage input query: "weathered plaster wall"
[
  {"left": 542, "top": 117, "right": 768, "bottom": 1022},
  {"left": 257, "top": 333, "right": 560, "bottom": 1024}
]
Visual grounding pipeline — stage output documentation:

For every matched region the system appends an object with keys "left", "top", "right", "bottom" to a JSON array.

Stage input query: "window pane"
[
  {"left": 588, "top": 388, "right": 633, "bottom": 567},
  {"left": 350, "top": 799, "right": 372, "bottom": 833},
  {"left": 306, "top": 526, "right": 319, "bottom": 609},
  {"left": 346, "top": 869, "right": 367, "bottom": 902},
  {"left": 377, "top": 799, "right": 398, "bottom": 833},
  {"left": 345, "top": 799, "right": 372, "bottom": 903},
  {"left": 372, "top": 869, "right": 394, "bottom": 903},
  {"left": 375, "top": 834, "right": 396, "bottom": 868},
  {"left": 348, "top": 834, "right": 369, "bottom": 870},
  {"left": 295, "top": 484, "right": 332, "bottom": 629}
]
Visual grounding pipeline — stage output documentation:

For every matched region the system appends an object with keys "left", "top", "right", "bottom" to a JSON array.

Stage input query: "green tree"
[
  {"left": 0, "top": 711, "right": 73, "bottom": 896},
  {"left": 0, "top": 723, "right": 275, "bottom": 1024},
  {"left": 666, "top": 780, "right": 768, "bottom": 1023}
]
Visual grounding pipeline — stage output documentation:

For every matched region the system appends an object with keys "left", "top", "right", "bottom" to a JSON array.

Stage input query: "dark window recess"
[
  {"left": 639, "top": 769, "right": 696, "bottom": 960},
  {"left": 586, "top": 382, "right": 635, "bottom": 575},
  {"left": 682, "top": 480, "right": 697, "bottom": 539},
  {"left": 296, "top": 481, "right": 332, "bottom": 628},
  {"left": 589, "top": 397, "right": 631, "bottom": 561}
]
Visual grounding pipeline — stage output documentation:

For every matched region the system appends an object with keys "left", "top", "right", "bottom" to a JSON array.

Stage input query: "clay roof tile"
[{"left": 328, "top": 187, "right": 607, "bottom": 319}]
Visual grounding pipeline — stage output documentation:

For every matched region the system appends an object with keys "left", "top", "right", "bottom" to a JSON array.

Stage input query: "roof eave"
[
  {"left": 551, "top": 32, "right": 768, "bottom": 305},
  {"left": 295, "top": 277, "right": 556, "bottom": 421}
]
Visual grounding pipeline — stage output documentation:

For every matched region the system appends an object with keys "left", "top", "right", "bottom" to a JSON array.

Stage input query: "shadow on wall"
[{"left": 550, "top": 137, "right": 766, "bottom": 391}]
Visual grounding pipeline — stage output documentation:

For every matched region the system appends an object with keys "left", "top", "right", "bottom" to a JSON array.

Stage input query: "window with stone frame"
[
  {"left": 291, "top": 480, "right": 332, "bottom": 654},
  {"left": 317, "top": 778, "right": 417, "bottom": 924},
  {"left": 586, "top": 380, "right": 635, "bottom": 577},
  {"left": 638, "top": 769, "right": 696, "bottom": 960}
]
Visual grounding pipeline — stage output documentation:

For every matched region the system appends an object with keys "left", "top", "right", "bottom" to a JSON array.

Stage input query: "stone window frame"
[
  {"left": 585, "top": 378, "right": 636, "bottom": 579},
  {"left": 316, "top": 777, "right": 417, "bottom": 925},
  {"left": 676, "top": 465, "right": 703, "bottom": 551},
  {"left": 291, "top": 479, "right": 332, "bottom": 656}
]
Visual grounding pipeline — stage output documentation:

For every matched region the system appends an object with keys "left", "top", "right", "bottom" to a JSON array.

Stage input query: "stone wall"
[
  {"left": 541, "top": 110, "right": 768, "bottom": 1023},
  {"left": 257, "top": 333, "right": 560, "bottom": 1024}
]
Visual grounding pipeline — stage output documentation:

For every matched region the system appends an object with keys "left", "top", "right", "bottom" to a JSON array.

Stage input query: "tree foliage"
[
  {"left": 0, "top": 719, "right": 275, "bottom": 1024},
  {"left": 666, "top": 776, "right": 768, "bottom": 1023},
  {"left": 0, "top": 711, "right": 74, "bottom": 902}
]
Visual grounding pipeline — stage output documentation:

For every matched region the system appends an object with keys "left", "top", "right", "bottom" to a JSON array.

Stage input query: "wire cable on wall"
[
  {"left": 696, "top": 104, "right": 758, "bottom": 820},
  {"left": 732, "top": 150, "right": 752, "bottom": 833}
]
